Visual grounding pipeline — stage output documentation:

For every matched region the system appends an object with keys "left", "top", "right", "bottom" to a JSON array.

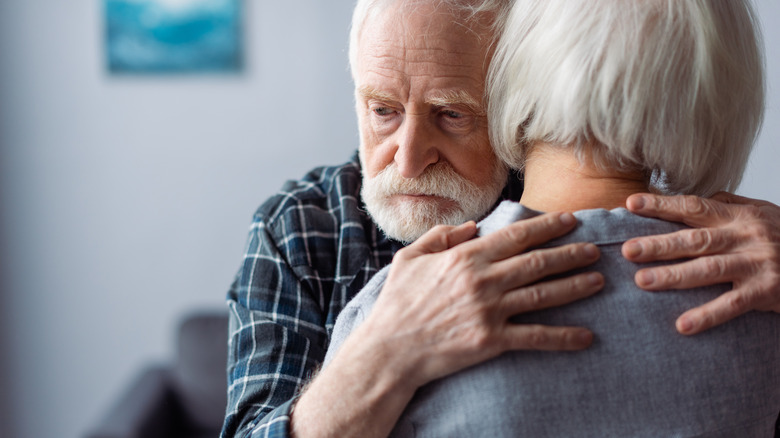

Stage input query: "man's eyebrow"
[
  {"left": 357, "top": 86, "right": 397, "bottom": 102},
  {"left": 428, "top": 91, "right": 485, "bottom": 116},
  {"left": 357, "top": 86, "right": 485, "bottom": 116}
]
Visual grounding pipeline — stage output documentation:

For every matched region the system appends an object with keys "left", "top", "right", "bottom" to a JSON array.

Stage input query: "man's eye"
[
  {"left": 439, "top": 108, "right": 475, "bottom": 132},
  {"left": 373, "top": 107, "right": 393, "bottom": 116}
]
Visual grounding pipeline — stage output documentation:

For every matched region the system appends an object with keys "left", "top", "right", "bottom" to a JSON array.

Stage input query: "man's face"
[{"left": 355, "top": 2, "right": 508, "bottom": 243}]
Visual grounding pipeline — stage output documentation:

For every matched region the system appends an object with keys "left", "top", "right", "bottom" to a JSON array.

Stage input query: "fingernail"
[
  {"left": 583, "top": 244, "right": 599, "bottom": 260},
  {"left": 623, "top": 241, "right": 642, "bottom": 258},
  {"left": 631, "top": 195, "right": 647, "bottom": 210},
  {"left": 560, "top": 212, "right": 576, "bottom": 226},
  {"left": 587, "top": 272, "right": 602, "bottom": 286},
  {"left": 578, "top": 330, "right": 594, "bottom": 345},
  {"left": 677, "top": 316, "right": 694, "bottom": 334},
  {"left": 637, "top": 270, "right": 655, "bottom": 287}
]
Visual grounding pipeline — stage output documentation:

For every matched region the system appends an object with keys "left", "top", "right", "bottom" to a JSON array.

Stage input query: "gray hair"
[
  {"left": 488, "top": 0, "right": 765, "bottom": 196},
  {"left": 348, "top": 0, "right": 511, "bottom": 80}
]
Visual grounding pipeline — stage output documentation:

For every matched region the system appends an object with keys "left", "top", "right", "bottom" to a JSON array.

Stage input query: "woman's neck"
[{"left": 519, "top": 143, "right": 650, "bottom": 213}]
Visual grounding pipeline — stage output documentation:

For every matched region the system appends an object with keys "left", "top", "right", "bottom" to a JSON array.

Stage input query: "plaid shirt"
[{"left": 222, "top": 151, "right": 524, "bottom": 438}]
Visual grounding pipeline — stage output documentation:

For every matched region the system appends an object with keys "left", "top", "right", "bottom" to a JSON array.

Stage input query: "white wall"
[
  {"left": 0, "top": 1, "right": 776, "bottom": 438},
  {"left": 740, "top": 1, "right": 780, "bottom": 203},
  {"left": 0, "top": 2, "right": 357, "bottom": 438}
]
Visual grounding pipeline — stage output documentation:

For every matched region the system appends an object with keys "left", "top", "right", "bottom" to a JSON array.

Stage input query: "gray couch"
[{"left": 85, "top": 311, "right": 229, "bottom": 438}]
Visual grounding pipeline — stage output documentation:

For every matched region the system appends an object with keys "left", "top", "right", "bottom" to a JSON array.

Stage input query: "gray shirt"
[{"left": 325, "top": 202, "right": 780, "bottom": 437}]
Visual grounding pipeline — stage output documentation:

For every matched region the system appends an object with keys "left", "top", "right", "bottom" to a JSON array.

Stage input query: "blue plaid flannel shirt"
[{"left": 221, "top": 152, "right": 523, "bottom": 437}]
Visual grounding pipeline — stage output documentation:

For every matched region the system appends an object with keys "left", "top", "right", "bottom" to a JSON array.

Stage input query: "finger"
[
  {"left": 502, "top": 324, "right": 594, "bottom": 351},
  {"left": 446, "top": 221, "right": 479, "bottom": 248},
  {"left": 626, "top": 193, "right": 735, "bottom": 228},
  {"left": 491, "top": 242, "right": 601, "bottom": 290},
  {"left": 633, "top": 254, "right": 755, "bottom": 291},
  {"left": 499, "top": 271, "right": 604, "bottom": 317},
  {"left": 674, "top": 288, "right": 754, "bottom": 335},
  {"left": 711, "top": 191, "right": 775, "bottom": 208},
  {"left": 465, "top": 212, "right": 578, "bottom": 262},
  {"left": 401, "top": 222, "right": 478, "bottom": 257},
  {"left": 710, "top": 191, "right": 749, "bottom": 204},
  {"left": 622, "top": 227, "right": 737, "bottom": 262}
]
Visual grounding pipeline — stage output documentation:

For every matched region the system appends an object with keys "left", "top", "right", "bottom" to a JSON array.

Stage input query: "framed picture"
[{"left": 105, "top": 0, "right": 243, "bottom": 74}]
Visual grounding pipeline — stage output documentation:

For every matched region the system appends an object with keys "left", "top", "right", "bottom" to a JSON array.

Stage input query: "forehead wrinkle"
[
  {"left": 403, "top": 45, "right": 480, "bottom": 57},
  {"left": 368, "top": 54, "right": 485, "bottom": 85},
  {"left": 372, "top": 58, "right": 480, "bottom": 75},
  {"left": 367, "top": 32, "right": 486, "bottom": 62},
  {"left": 370, "top": 45, "right": 483, "bottom": 72},
  {"left": 400, "top": 46, "right": 486, "bottom": 67}
]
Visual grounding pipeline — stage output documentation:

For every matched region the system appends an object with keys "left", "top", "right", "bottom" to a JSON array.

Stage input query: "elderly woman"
[{"left": 326, "top": 0, "right": 779, "bottom": 436}]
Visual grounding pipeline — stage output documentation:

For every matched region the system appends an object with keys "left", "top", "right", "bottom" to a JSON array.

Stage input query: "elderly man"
[
  {"left": 324, "top": 0, "right": 779, "bottom": 435},
  {"left": 222, "top": 1, "right": 780, "bottom": 437}
]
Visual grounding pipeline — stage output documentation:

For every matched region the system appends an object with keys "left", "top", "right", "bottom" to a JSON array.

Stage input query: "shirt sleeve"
[{"left": 221, "top": 216, "right": 328, "bottom": 438}]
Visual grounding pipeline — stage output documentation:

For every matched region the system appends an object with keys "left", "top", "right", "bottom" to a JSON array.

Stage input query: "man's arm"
[
  {"left": 623, "top": 192, "right": 780, "bottom": 335},
  {"left": 291, "top": 213, "right": 603, "bottom": 438},
  {"left": 222, "top": 218, "right": 330, "bottom": 438}
]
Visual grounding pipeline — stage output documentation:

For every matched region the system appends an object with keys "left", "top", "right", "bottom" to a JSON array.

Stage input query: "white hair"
[
  {"left": 488, "top": 0, "right": 765, "bottom": 196},
  {"left": 348, "top": 0, "right": 511, "bottom": 80}
]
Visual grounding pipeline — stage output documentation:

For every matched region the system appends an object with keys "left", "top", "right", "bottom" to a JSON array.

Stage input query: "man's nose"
[{"left": 394, "top": 115, "right": 439, "bottom": 178}]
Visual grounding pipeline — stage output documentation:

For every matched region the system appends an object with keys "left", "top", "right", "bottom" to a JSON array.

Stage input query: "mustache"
[{"left": 366, "top": 162, "right": 484, "bottom": 201}]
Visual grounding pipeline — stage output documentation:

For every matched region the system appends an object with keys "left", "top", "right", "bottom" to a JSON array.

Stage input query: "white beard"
[{"left": 361, "top": 161, "right": 508, "bottom": 243}]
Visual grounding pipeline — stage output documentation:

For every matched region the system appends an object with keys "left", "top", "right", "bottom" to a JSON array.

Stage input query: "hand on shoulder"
[{"left": 623, "top": 192, "right": 780, "bottom": 335}]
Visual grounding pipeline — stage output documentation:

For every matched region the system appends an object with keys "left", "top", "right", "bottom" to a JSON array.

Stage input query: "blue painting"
[{"left": 105, "top": 0, "right": 242, "bottom": 74}]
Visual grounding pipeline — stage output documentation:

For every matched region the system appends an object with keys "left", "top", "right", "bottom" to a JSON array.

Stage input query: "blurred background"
[{"left": 0, "top": 1, "right": 776, "bottom": 437}]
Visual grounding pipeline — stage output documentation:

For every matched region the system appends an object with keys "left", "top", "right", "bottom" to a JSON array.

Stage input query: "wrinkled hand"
[
  {"left": 623, "top": 192, "right": 780, "bottom": 335},
  {"left": 361, "top": 212, "right": 603, "bottom": 389}
]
